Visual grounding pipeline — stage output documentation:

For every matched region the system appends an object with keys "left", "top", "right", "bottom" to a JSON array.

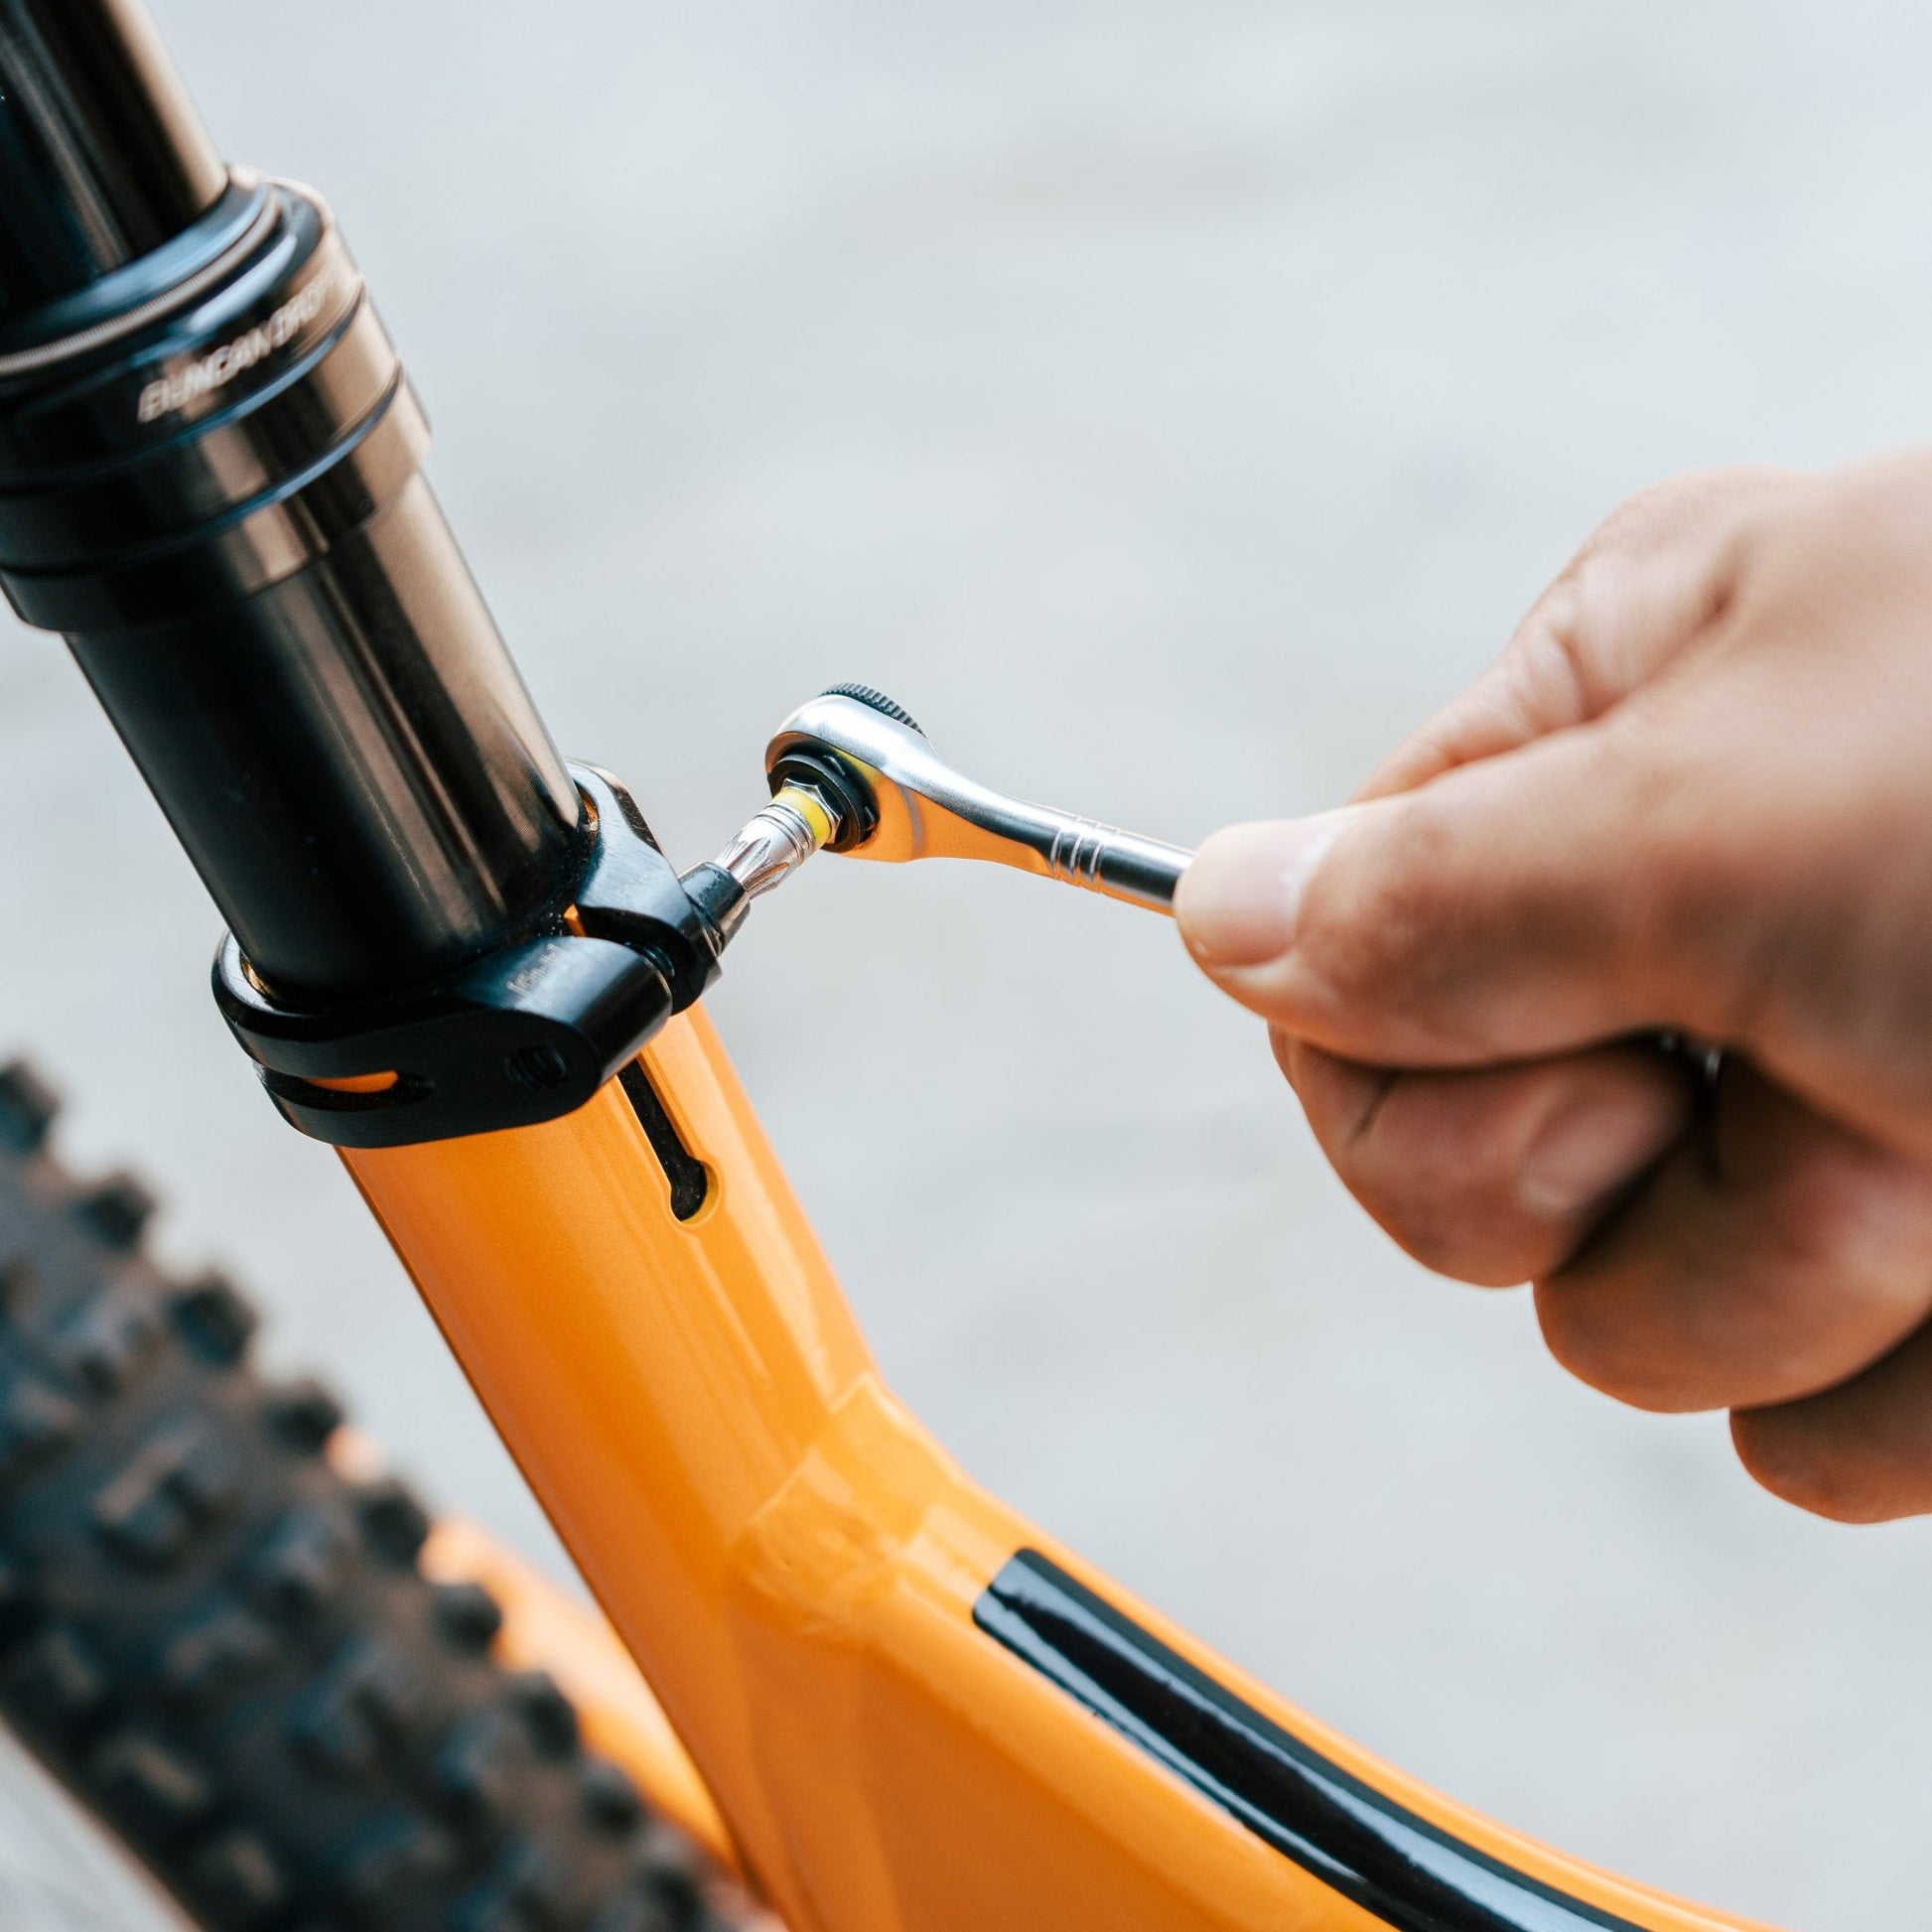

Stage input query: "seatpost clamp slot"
[{"left": 213, "top": 765, "right": 745, "bottom": 1148}]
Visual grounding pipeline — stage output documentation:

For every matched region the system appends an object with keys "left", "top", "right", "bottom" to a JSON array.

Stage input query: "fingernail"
[
  {"left": 1175, "top": 813, "right": 1350, "bottom": 968},
  {"left": 1520, "top": 1092, "right": 1674, "bottom": 1220}
]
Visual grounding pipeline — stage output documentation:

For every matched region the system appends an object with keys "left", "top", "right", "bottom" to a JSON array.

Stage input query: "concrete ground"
[{"left": 5, "top": 2, "right": 1932, "bottom": 1924}]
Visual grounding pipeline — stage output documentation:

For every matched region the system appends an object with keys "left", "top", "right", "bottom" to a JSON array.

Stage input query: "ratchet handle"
[
  {"left": 1041, "top": 815, "right": 1191, "bottom": 912},
  {"left": 759, "top": 690, "right": 1194, "bottom": 916}
]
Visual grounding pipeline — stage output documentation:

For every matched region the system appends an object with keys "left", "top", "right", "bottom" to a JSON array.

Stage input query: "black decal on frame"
[{"left": 974, "top": 1550, "right": 1641, "bottom": 1932}]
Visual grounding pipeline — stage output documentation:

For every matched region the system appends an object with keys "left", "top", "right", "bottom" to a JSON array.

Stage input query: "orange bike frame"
[{"left": 343, "top": 1007, "right": 1769, "bottom": 1932}]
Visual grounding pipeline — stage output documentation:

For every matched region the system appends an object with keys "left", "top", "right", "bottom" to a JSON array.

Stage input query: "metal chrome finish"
[
  {"left": 764, "top": 692, "right": 1192, "bottom": 912},
  {"left": 717, "top": 797, "right": 824, "bottom": 901},
  {"left": 713, "top": 783, "right": 844, "bottom": 904}
]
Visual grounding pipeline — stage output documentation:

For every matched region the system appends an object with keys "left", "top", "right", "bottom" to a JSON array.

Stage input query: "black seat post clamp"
[{"left": 213, "top": 765, "right": 748, "bottom": 1149}]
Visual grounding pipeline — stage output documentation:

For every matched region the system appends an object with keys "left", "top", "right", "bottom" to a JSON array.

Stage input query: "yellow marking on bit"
[{"left": 773, "top": 783, "right": 837, "bottom": 849}]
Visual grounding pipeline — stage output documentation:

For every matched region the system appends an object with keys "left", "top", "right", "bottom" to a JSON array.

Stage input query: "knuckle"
[
  {"left": 1519, "top": 606, "right": 1595, "bottom": 725},
  {"left": 1591, "top": 463, "right": 1791, "bottom": 559},
  {"left": 1756, "top": 1155, "right": 1932, "bottom": 1310},
  {"left": 1490, "top": 587, "right": 1593, "bottom": 734},
  {"left": 1719, "top": 1104, "right": 1932, "bottom": 1344},
  {"left": 1600, "top": 728, "right": 1775, "bottom": 1032}
]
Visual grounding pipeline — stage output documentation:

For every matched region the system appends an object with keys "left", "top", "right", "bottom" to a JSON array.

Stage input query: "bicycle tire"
[{"left": 0, "top": 1056, "right": 754, "bottom": 1932}]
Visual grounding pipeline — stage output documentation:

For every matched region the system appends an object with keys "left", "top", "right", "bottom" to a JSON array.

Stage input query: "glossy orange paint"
[{"left": 343, "top": 1009, "right": 1771, "bottom": 1932}]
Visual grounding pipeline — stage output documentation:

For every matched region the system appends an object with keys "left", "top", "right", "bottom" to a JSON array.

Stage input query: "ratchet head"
[{"left": 760, "top": 687, "right": 1191, "bottom": 912}]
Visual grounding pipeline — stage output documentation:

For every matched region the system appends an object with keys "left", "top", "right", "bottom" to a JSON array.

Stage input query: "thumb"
[{"left": 1174, "top": 725, "right": 1719, "bottom": 1067}]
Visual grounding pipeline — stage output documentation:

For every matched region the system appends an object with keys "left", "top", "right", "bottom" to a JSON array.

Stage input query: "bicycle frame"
[
  {"left": 0, "top": 7, "right": 1774, "bottom": 1928},
  {"left": 341, "top": 1012, "right": 1766, "bottom": 1932}
]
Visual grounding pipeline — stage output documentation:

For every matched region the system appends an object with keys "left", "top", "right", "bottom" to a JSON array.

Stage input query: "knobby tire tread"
[{"left": 0, "top": 1060, "right": 753, "bottom": 1932}]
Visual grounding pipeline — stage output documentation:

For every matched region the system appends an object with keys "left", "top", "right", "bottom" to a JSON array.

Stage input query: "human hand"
[{"left": 1174, "top": 452, "right": 1932, "bottom": 1521}]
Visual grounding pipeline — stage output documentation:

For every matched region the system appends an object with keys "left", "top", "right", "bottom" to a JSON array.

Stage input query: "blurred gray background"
[{"left": 4, "top": 1, "right": 1931, "bottom": 1924}]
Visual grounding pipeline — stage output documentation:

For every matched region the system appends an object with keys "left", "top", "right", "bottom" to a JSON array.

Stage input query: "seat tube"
[{"left": 343, "top": 1012, "right": 1768, "bottom": 1932}]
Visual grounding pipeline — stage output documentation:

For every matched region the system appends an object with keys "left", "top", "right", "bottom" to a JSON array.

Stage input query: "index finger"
[{"left": 1358, "top": 466, "right": 1795, "bottom": 802}]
